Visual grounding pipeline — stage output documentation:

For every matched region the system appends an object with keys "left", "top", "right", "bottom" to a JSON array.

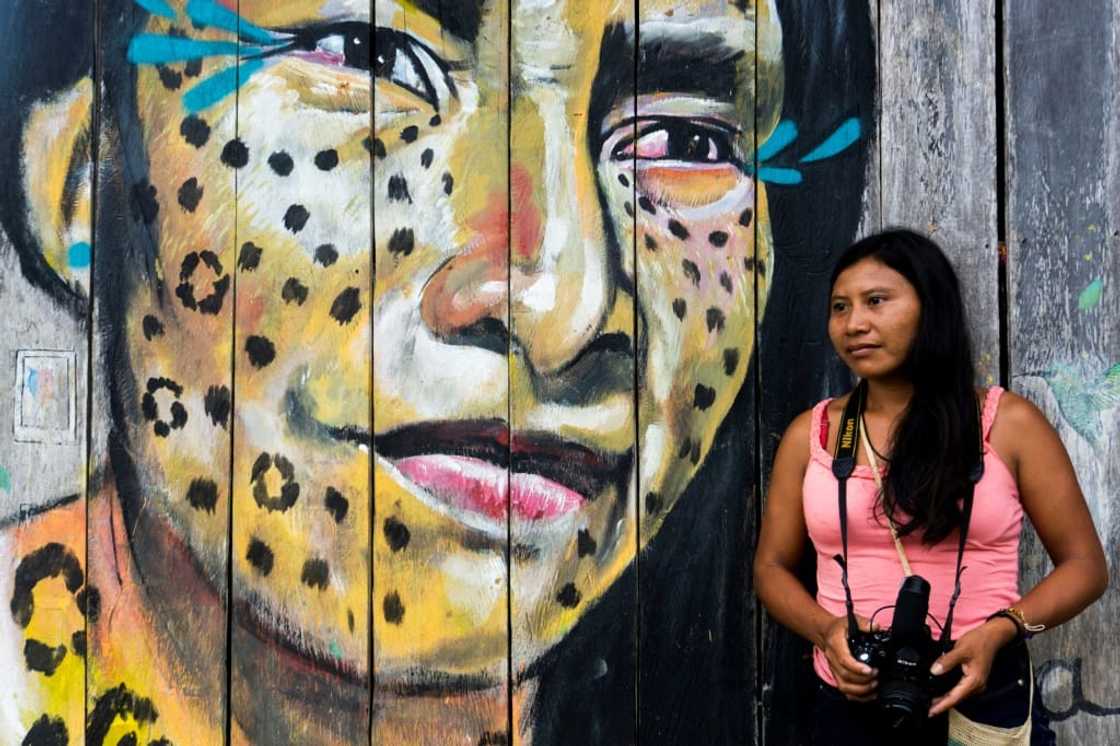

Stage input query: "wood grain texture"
[
  {"left": 880, "top": 0, "right": 1000, "bottom": 383},
  {"left": 1006, "top": 1, "right": 1120, "bottom": 743}
]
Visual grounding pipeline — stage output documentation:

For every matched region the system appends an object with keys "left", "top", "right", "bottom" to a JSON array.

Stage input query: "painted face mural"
[{"left": 3, "top": 0, "right": 869, "bottom": 742}]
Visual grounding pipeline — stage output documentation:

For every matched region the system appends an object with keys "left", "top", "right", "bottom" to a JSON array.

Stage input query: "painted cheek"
[{"left": 637, "top": 164, "right": 742, "bottom": 208}]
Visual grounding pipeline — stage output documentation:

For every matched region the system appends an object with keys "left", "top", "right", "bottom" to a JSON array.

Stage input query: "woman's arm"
[
  {"left": 754, "top": 409, "right": 877, "bottom": 700},
  {"left": 929, "top": 391, "right": 1108, "bottom": 716}
]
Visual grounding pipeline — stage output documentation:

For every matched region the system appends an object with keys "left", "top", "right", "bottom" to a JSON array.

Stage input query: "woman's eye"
[
  {"left": 831, "top": 301, "right": 847, "bottom": 313},
  {"left": 612, "top": 120, "right": 735, "bottom": 164},
  {"left": 299, "top": 24, "right": 447, "bottom": 110}
]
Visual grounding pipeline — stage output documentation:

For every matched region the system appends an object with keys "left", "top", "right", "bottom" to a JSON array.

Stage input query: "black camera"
[{"left": 847, "top": 575, "right": 962, "bottom": 730}]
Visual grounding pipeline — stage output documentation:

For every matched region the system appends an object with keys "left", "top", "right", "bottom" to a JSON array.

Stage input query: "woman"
[{"left": 754, "top": 229, "right": 1107, "bottom": 744}]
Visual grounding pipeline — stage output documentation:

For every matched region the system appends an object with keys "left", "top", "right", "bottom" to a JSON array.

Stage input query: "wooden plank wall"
[
  {"left": 1, "top": 1, "right": 1118, "bottom": 744},
  {"left": 1006, "top": 1, "right": 1120, "bottom": 744}
]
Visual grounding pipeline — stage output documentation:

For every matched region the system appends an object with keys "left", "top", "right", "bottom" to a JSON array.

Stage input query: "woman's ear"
[{"left": 20, "top": 77, "right": 95, "bottom": 302}]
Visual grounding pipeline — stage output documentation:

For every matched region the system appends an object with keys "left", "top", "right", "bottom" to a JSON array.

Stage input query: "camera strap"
[{"left": 830, "top": 380, "right": 984, "bottom": 644}]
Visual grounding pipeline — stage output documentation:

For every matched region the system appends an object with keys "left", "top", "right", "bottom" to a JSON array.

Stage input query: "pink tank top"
[{"left": 803, "top": 387, "right": 1023, "bottom": 686}]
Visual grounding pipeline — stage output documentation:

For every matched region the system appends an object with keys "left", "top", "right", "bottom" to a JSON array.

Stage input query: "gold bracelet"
[{"left": 998, "top": 606, "right": 1046, "bottom": 639}]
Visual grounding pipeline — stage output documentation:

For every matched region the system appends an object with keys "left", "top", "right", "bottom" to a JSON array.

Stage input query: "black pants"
[{"left": 811, "top": 641, "right": 1057, "bottom": 745}]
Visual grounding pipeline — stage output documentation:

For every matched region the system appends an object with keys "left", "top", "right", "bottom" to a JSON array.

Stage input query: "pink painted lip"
[{"left": 394, "top": 454, "right": 584, "bottom": 522}]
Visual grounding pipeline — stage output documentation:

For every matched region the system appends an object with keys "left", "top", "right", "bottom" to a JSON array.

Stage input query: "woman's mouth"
[
  {"left": 372, "top": 419, "right": 629, "bottom": 528},
  {"left": 847, "top": 343, "right": 880, "bottom": 358}
]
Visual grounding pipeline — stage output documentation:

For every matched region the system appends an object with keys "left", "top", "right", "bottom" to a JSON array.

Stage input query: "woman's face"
[
  {"left": 827, "top": 257, "right": 922, "bottom": 380},
  {"left": 120, "top": 0, "right": 782, "bottom": 683}
]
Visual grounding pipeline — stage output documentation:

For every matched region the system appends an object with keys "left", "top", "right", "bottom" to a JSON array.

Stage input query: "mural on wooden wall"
[{"left": 0, "top": 0, "right": 875, "bottom": 743}]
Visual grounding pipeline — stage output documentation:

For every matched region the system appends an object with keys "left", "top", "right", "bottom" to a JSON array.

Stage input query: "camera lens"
[{"left": 878, "top": 679, "right": 931, "bottom": 731}]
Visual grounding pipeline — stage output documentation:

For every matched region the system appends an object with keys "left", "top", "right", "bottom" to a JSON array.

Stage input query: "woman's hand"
[
  {"left": 927, "top": 617, "right": 1019, "bottom": 716},
  {"left": 820, "top": 614, "right": 878, "bottom": 701}
]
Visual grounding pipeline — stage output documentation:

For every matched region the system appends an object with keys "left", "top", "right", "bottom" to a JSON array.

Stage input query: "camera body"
[{"left": 847, "top": 575, "right": 962, "bottom": 729}]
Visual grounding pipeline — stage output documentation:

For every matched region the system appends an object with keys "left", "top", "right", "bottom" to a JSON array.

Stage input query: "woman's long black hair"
[{"left": 829, "top": 229, "right": 982, "bottom": 545}]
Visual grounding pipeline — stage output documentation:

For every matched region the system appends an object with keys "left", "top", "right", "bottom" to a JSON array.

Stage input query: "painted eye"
[{"left": 612, "top": 120, "right": 736, "bottom": 164}]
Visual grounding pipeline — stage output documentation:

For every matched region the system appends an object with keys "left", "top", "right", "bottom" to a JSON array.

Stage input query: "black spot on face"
[
  {"left": 668, "top": 219, "right": 690, "bottom": 240},
  {"left": 576, "top": 528, "right": 597, "bottom": 558},
  {"left": 348, "top": 609, "right": 355, "bottom": 633},
  {"left": 512, "top": 544, "right": 540, "bottom": 562},
  {"left": 157, "top": 64, "right": 182, "bottom": 90},
  {"left": 678, "top": 437, "right": 692, "bottom": 460},
  {"left": 383, "top": 517, "right": 411, "bottom": 552},
  {"left": 180, "top": 115, "right": 211, "bottom": 148},
  {"left": 618, "top": 173, "right": 629, "bottom": 187},
  {"left": 693, "top": 384, "right": 716, "bottom": 410},
  {"left": 719, "top": 272, "right": 733, "bottom": 293},
  {"left": 301, "top": 559, "right": 330, "bottom": 589},
  {"left": 23, "top": 714, "right": 67, "bottom": 745},
  {"left": 638, "top": 196, "right": 657, "bottom": 215},
  {"left": 177, "top": 177, "right": 203, "bottom": 212},
  {"left": 372, "top": 138, "right": 387, "bottom": 159},
  {"left": 239, "top": 241, "right": 263, "bottom": 271},
  {"left": 690, "top": 441, "right": 701, "bottom": 465},
  {"left": 24, "top": 638, "right": 67, "bottom": 675},
  {"left": 282, "top": 277, "right": 309, "bottom": 305},
  {"left": 387, "top": 174, "right": 412, "bottom": 203},
  {"left": 283, "top": 204, "right": 310, "bottom": 233},
  {"left": 117, "top": 733, "right": 138, "bottom": 746},
  {"left": 220, "top": 138, "right": 249, "bottom": 169},
  {"left": 672, "top": 298, "right": 687, "bottom": 319},
  {"left": 556, "top": 583, "right": 581, "bottom": 608},
  {"left": 11, "top": 543, "right": 83, "bottom": 627},
  {"left": 141, "top": 377, "right": 187, "bottom": 437},
  {"left": 175, "top": 250, "right": 229, "bottom": 315},
  {"left": 400, "top": 125, "right": 419, "bottom": 143},
  {"left": 314, "top": 244, "right": 339, "bottom": 266},
  {"left": 329, "top": 287, "right": 362, "bottom": 324},
  {"left": 131, "top": 181, "right": 159, "bottom": 224},
  {"left": 723, "top": 348, "right": 740, "bottom": 376},
  {"left": 314, "top": 148, "right": 339, "bottom": 171},
  {"left": 709, "top": 230, "right": 729, "bottom": 248},
  {"left": 76, "top": 586, "right": 100, "bottom": 622},
  {"left": 442, "top": 172, "right": 454, "bottom": 195},
  {"left": 706, "top": 307, "right": 726, "bottom": 333},
  {"left": 383, "top": 591, "right": 405, "bottom": 624},
  {"left": 142, "top": 315, "right": 165, "bottom": 340},
  {"left": 204, "top": 385, "right": 231, "bottom": 427},
  {"left": 324, "top": 487, "right": 349, "bottom": 523},
  {"left": 268, "top": 151, "right": 294, "bottom": 176},
  {"left": 245, "top": 335, "right": 276, "bottom": 368},
  {"left": 184, "top": 58, "right": 202, "bottom": 77},
  {"left": 388, "top": 227, "right": 415, "bottom": 256},
  {"left": 420, "top": 148, "right": 434, "bottom": 168},
  {"left": 682, "top": 259, "right": 701, "bottom": 286},
  {"left": 645, "top": 492, "right": 663, "bottom": 515},
  {"left": 739, "top": 208, "right": 753, "bottom": 227},
  {"left": 429, "top": 114, "right": 442, "bottom": 127},
  {"left": 71, "top": 629, "right": 86, "bottom": 657},
  {"left": 645, "top": 234, "right": 657, "bottom": 251},
  {"left": 250, "top": 452, "right": 300, "bottom": 511},
  {"left": 624, "top": 202, "right": 634, "bottom": 218},
  {"left": 186, "top": 478, "right": 219, "bottom": 513},
  {"left": 246, "top": 538, "right": 274, "bottom": 576}
]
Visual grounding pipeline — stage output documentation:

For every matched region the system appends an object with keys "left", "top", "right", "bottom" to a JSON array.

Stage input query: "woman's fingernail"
[{"left": 930, "top": 663, "right": 944, "bottom": 675}]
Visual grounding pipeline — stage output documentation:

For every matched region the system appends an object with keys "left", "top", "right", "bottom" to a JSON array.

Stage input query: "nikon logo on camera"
[{"left": 840, "top": 418, "right": 855, "bottom": 450}]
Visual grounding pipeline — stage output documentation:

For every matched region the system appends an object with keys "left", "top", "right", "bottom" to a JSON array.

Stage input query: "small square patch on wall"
[{"left": 13, "top": 350, "right": 77, "bottom": 444}]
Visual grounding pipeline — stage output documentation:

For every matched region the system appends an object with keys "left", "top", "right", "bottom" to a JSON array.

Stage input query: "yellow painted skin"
[{"left": 5, "top": 0, "right": 785, "bottom": 743}]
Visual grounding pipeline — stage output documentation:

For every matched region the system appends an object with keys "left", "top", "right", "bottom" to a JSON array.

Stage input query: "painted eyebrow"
[
  {"left": 408, "top": 0, "right": 485, "bottom": 44},
  {"left": 637, "top": 30, "right": 747, "bottom": 101}
]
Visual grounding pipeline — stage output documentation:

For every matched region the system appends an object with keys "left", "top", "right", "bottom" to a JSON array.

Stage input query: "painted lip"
[{"left": 362, "top": 419, "right": 629, "bottom": 526}]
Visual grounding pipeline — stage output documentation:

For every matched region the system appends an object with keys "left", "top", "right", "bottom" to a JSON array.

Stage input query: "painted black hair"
[{"left": 829, "top": 228, "right": 981, "bottom": 545}]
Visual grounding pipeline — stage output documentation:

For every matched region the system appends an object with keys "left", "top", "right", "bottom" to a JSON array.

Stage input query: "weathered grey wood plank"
[
  {"left": 1006, "top": 1, "right": 1120, "bottom": 743},
  {"left": 880, "top": 0, "right": 1000, "bottom": 384}
]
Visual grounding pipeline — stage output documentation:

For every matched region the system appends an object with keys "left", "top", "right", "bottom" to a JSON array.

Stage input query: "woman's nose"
[{"left": 419, "top": 95, "right": 615, "bottom": 376}]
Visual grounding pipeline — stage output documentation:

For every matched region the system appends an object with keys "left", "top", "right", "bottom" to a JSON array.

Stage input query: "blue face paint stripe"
[
  {"left": 128, "top": 35, "right": 241, "bottom": 64},
  {"left": 68, "top": 242, "right": 92, "bottom": 269},
  {"left": 133, "top": 0, "right": 177, "bottom": 20},
  {"left": 186, "top": 0, "right": 278, "bottom": 45},
  {"left": 183, "top": 57, "right": 265, "bottom": 113},
  {"left": 757, "top": 167, "right": 803, "bottom": 185},
  {"left": 800, "top": 118, "right": 861, "bottom": 164},
  {"left": 757, "top": 120, "right": 798, "bottom": 162}
]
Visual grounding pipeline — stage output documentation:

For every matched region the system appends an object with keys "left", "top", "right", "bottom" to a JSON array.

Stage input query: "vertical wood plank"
[
  {"left": 0, "top": 3, "right": 93, "bottom": 741},
  {"left": 228, "top": 1, "right": 373, "bottom": 742},
  {"left": 880, "top": 0, "right": 1000, "bottom": 383},
  {"left": 371, "top": 2, "right": 510, "bottom": 744},
  {"left": 509, "top": 2, "right": 638, "bottom": 743},
  {"left": 758, "top": 2, "right": 879, "bottom": 744},
  {"left": 86, "top": 1, "right": 235, "bottom": 742},
  {"left": 1006, "top": 1, "right": 1120, "bottom": 742}
]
